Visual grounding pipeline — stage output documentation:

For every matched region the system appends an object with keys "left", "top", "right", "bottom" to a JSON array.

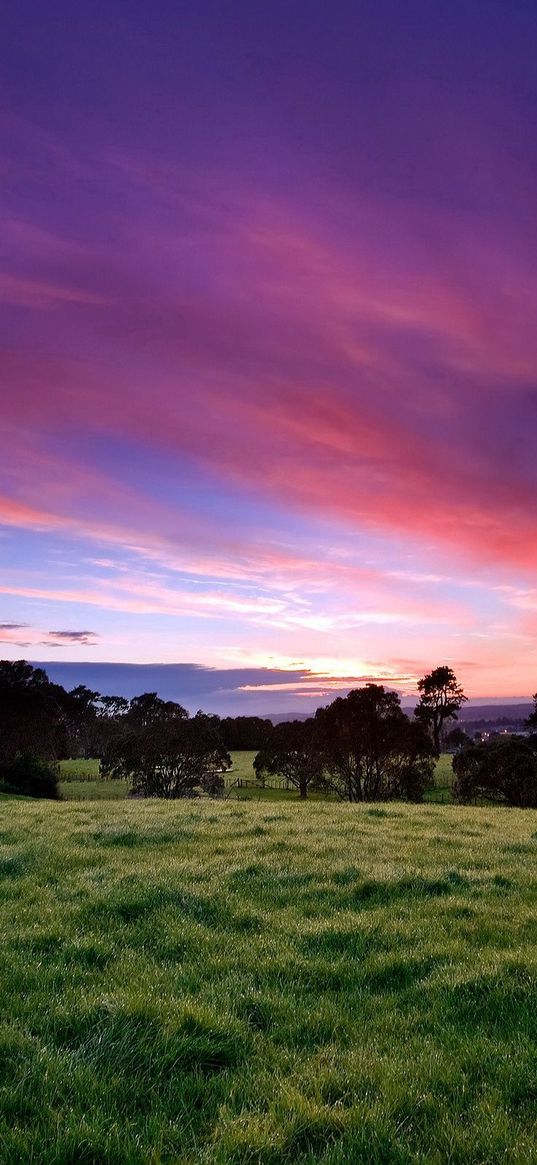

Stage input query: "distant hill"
[
  {"left": 457, "top": 703, "right": 532, "bottom": 723},
  {"left": 268, "top": 712, "right": 313, "bottom": 724},
  {"left": 268, "top": 703, "right": 533, "bottom": 726}
]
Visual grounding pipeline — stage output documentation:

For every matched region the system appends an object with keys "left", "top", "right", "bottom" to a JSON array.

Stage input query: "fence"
[{"left": 233, "top": 777, "right": 293, "bottom": 791}]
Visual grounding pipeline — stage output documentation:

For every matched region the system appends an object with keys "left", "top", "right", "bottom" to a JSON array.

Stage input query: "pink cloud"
[{"left": 2, "top": 161, "right": 537, "bottom": 594}]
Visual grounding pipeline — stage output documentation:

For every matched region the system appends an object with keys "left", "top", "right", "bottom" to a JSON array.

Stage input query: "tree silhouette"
[
  {"left": 315, "top": 684, "right": 434, "bottom": 801},
  {"left": 453, "top": 737, "right": 537, "bottom": 807},
  {"left": 0, "top": 660, "right": 67, "bottom": 761},
  {"left": 100, "top": 712, "right": 230, "bottom": 798},
  {"left": 414, "top": 666, "right": 467, "bottom": 756},
  {"left": 254, "top": 719, "right": 323, "bottom": 799}
]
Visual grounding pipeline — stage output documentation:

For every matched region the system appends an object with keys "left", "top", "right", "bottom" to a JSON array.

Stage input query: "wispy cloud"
[
  {"left": 0, "top": 623, "right": 98, "bottom": 648},
  {"left": 2, "top": 21, "right": 537, "bottom": 701},
  {"left": 46, "top": 629, "right": 98, "bottom": 644}
]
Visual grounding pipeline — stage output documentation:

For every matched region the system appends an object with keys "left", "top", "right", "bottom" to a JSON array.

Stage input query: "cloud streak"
[
  {"left": 2, "top": 176, "right": 536, "bottom": 575},
  {"left": 1, "top": 2, "right": 537, "bottom": 700}
]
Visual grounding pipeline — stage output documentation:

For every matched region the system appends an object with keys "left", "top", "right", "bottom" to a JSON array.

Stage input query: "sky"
[{"left": 1, "top": 0, "right": 537, "bottom": 713}]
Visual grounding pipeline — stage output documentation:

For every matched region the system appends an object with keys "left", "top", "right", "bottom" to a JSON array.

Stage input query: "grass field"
[
  {"left": 59, "top": 753, "right": 457, "bottom": 803},
  {"left": 2, "top": 795, "right": 537, "bottom": 1162},
  {"left": 59, "top": 752, "right": 295, "bottom": 802}
]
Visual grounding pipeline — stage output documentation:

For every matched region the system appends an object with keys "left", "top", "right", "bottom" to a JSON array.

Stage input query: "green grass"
[
  {"left": 59, "top": 752, "right": 285, "bottom": 802},
  {"left": 60, "top": 778, "right": 129, "bottom": 800},
  {"left": 426, "top": 753, "right": 455, "bottom": 802},
  {"left": 1, "top": 795, "right": 537, "bottom": 1162},
  {"left": 59, "top": 753, "right": 456, "bottom": 803},
  {"left": 60, "top": 758, "right": 102, "bottom": 780}
]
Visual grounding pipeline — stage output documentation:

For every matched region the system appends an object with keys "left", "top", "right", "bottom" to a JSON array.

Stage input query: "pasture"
[
  {"left": 59, "top": 752, "right": 457, "bottom": 802},
  {"left": 2, "top": 795, "right": 537, "bottom": 1162},
  {"left": 59, "top": 753, "right": 261, "bottom": 801}
]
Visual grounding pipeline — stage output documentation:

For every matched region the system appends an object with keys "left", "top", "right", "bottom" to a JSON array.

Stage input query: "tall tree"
[
  {"left": 315, "top": 684, "right": 434, "bottom": 802},
  {"left": 414, "top": 666, "right": 467, "bottom": 756},
  {"left": 64, "top": 685, "right": 101, "bottom": 757}
]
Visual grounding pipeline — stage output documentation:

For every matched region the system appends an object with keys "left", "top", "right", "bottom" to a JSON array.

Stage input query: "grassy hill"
[{"left": 1, "top": 795, "right": 537, "bottom": 1162}]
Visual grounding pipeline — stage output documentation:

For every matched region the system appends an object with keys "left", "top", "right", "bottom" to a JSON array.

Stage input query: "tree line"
[{"left": 1, "top": 659, "right": 536, "bottom": 806}]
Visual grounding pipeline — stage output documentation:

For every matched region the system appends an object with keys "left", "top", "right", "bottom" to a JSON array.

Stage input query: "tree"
[
  {"left": 0, "top": 660, "right": 67, "bottom": 762},
  {"left": 453, "top": 737, "right": 537, "bottom": 807},
  {"left": 526, "top": 694, "right": 537, "bottom": 731},
  {"left": 63, "top": 684, "right": 101, "bottom": 758},
  {"left": 100, "top": 713, "right": 230, "bottom": 798},
  {"left": 315, "top": 684, "right": 434, "bottom": 802},
  {"left": 125, "top": 692, "right": 189, "bottom": 729},
  {"left": 414, "top": 666, "right": 467, "bottom": 756},
  {"left": 220, "top": 716, "right": 274, "bottom": 751},
  {"left": 0, "top": 660, "right": 49, "bottom": 692},
  {"left": 254, "top": 719, "right": 323, "bottom": 799},
  {"left": 0, "top": 752, "right": 59, "bottom": 799},
  {"left": 89, "top": 694, "right": 130, "bottom": 757}
]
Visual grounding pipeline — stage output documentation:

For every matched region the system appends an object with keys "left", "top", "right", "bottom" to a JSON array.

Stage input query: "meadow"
[
  {"left": 58, "top": 752, "right": 457, "bottom": 802},
  {"left": 2, "top": 793, "right": 537, "bottom": 1163},
  {"left": 59, "top": 753, "right": 299, "bottom": 803}
]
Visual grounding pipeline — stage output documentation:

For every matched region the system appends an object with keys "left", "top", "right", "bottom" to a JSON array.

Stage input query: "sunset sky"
[{"left": 2, "top": 1, "right": 537, "bottom": 712}]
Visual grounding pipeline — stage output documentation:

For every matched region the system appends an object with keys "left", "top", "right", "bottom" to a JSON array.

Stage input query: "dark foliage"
[
  {"left": 254, "top": 719, "right": 324, "bottom": 798},
  {"left": 0, "top": 753, "right": 60, "bottom": 799},
  {"left": 125, "top": 692, "right": 189, "bottom": 728},
  {"left": 414, "top": 666, "right": 467, "bottom": 756},
  {"left": 0, "top": 660, "right": 69, "bottom": 762},
  {"left": 444, "top": 726, "right": 470, "bottom": 751},
  {"left": 453, "top": 737, "right": 537, "bottom": 807},
  {"left": 100, "top": 712, "right": 230, "bottom": 798},
  {"left": 220, "top": 716, "right": 274, "bottom": 751},
  {"left": 315, "top": 684, "right": 434, "bottom": 802},
  {"left": 62, "top": 685, "right": 130, "bottom": 758}
]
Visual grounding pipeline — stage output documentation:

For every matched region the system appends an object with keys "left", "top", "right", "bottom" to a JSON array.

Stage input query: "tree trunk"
[{"left": 433, "top": 717, "right": 441, "bottom": 756}]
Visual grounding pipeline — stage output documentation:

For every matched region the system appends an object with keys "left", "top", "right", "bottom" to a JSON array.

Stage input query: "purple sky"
[{"left": 1, "top": 1, "right": 537, "bottom": 712}]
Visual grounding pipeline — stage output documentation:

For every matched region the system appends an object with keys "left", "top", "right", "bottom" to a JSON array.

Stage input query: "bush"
[
  {"left": 0, "top": 753, "right": 60, "bottom": 799},
  {"left": 453, "top": 738, "right": 537, "bottom": 807}
]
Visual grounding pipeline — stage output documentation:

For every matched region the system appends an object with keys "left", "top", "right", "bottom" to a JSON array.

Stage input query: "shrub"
[
  {"left": 453, "top": 738, "right": 537, "bottom": 807},
  {"left": 0, "top": 752, "right": 60, "bottom": 799}
]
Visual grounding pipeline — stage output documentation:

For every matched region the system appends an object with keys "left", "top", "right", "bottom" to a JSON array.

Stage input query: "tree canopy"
[
  {"left": 453, "top": 737, "right": 537, "bottom": 807},
  {"left": 414, "top": 666, "right": 467, "bottom": 755},
  {"left": 100, "top": 713, "right": 230, "bottom": 798},
  {"left": 0, "top": 660, "right": 68, "bottom": 763},
  {"left": 313, "top": 684, "right": 434, "bottom": 802},
  {"left": 254, "top": 719, "right": 324, "bottom": 799}
]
